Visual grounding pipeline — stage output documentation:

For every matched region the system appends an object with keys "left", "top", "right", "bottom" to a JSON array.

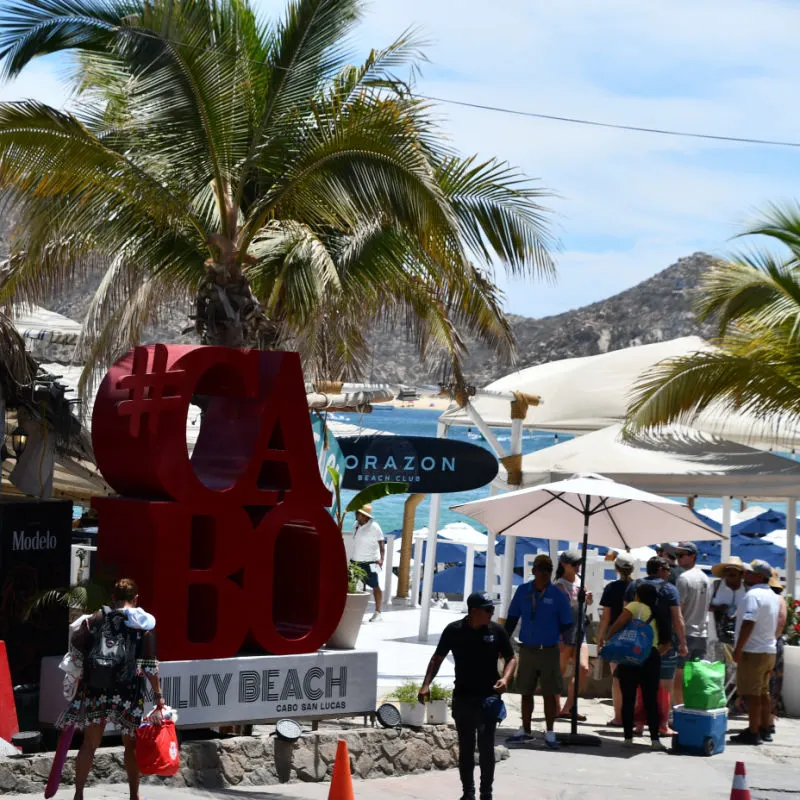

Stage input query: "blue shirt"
[
  {"left": 507, "top": 580, "right": 573, "bottom": 646},
  {"left": 624, "top": 576, "right": 680, "bottom": 607}
]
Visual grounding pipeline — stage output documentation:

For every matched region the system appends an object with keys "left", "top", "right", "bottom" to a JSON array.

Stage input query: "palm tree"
[
  {"left": 0, "top": 0, "right": 556, "bottom": 393},
  {"left": 626, "top": 204, "right": 800, "bottom": 434}
]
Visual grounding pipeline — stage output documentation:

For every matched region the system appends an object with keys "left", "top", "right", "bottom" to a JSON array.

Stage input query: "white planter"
[
  {"left": 399, "top": 701, "right": 426, "bottom": 727},
  {"left": 326, "top": 593, "right": 370, "bottom": 650},
  {"left": 783, "top": 644, "right": 800, "bottom": 718},
  {"left": 426, "top": 700, "right": 449, "bottom": 725}
]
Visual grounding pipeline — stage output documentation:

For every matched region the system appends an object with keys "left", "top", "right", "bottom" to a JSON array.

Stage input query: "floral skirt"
[{"left": 58, "top": 678, "right": 146, "bottom": 737}]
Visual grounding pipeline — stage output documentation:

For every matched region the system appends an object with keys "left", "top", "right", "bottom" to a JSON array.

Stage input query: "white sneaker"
[{"left": 369, "top": 612, "right": 383, "bottom": 622}]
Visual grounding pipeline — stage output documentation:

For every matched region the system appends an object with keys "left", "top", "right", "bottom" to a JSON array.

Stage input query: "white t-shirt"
[
  {"left": 735, "top": 584, "right": 781, "bottom": 654},
  {"left": 351, "top": 519, "right": 385, "bottom": 563},
  {"left": 677, "top": 565, "right": 710, "bottom": 638},
  {"left": 710, "top": 580, "right": 746, "bottom": 617}
]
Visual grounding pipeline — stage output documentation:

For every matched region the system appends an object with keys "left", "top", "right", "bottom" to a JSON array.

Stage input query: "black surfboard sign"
[{"left": 337, "top": 435, "right": 499, "bottom": 493}]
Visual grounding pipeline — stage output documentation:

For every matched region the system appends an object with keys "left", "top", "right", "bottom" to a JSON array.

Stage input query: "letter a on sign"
[{"left": 92, "top": 346, "right": 347, "bottom": 661}]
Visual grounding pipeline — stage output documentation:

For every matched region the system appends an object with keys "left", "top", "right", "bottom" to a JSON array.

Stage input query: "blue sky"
[{"left": 3, "top": 0, "right": 800, "bottom": 318}]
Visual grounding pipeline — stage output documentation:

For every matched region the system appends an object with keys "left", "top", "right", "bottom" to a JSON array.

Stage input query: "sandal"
[
  {"left": 606, "top": 719, "right": 623, "bottom": 727},
  {"left": 558, "top": 710, "right": 587, "bottom": 722}
]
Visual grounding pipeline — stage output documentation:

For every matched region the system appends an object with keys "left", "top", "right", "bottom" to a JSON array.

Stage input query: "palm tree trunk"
[{"left": 195, "top": 258, "right": 275, "bottom": 348}]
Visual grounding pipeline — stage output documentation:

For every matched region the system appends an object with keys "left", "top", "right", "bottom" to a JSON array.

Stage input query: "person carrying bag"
[{"left": 601, "top": 581, "right": 672, "bottom": 750}]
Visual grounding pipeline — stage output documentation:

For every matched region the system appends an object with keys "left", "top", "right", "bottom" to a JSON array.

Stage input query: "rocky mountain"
[
  {"left": 1, "top": 211, "right": 718, "bottom": 386},
  {"left": 369, "top": 252, "right": 718, "bottom": 386}
]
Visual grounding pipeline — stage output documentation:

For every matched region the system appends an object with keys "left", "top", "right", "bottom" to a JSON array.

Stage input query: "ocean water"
[{"left": 331, "top": 407, "right": 736, "bottom": 535}]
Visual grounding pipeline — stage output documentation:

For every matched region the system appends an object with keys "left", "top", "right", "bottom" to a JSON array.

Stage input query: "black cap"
[{"left": 467, "top": 591, "right": 495, "bottom": 611}]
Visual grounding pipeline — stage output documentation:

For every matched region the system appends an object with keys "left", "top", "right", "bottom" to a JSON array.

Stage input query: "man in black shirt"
[{"left": 419, "top": 591, "right": 516, "bottom": 800}]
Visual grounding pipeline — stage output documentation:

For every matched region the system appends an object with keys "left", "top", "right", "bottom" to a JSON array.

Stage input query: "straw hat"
[
  {"left": 357, "top": 504, "right": 374, "bottom": 519},
  {"left": 769, "top": 568, "right": 784, "bottom": 592},
  {"left": 711, "top": 555, "right": 746, "bottom": 578}
]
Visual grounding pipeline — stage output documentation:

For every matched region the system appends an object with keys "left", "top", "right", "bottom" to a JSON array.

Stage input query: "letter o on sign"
[{"left": 421, "top": 456, "right": 436, "bottom": 471}]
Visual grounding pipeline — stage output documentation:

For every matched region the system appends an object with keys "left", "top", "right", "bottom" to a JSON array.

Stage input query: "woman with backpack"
[
  {"left": 60, "top": 578, "right": 165, "bottom": 800},
  {"left": 597, "top": 552, "right": 636, "bottom": 726},
  {"left": 603, "top": 580, "right": 671, "bottom": 750}
]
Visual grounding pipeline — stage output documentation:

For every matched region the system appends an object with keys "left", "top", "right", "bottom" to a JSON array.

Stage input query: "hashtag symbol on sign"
[{"left": 116, "top": 344, "right": 187, "bottom": 437}]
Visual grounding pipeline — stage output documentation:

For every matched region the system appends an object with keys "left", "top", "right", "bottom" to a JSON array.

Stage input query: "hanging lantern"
[{"left": 11, "top": 426, "right": 28, "bottom": 458}]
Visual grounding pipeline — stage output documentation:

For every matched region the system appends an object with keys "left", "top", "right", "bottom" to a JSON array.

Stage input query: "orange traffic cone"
[
  {"left": 730, "top": 761, "right": 752, "bottom": 800},
  {"left": 0, "top": 642, "right": 19, "bottom": 744},
  {"left": 328, "top": 739, "right": 355, "bottom": 800}
]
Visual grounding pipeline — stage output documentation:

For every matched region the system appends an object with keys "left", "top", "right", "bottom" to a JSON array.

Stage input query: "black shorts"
[{"left": 352, "top": 561, "right": 380, "bottom": 589}]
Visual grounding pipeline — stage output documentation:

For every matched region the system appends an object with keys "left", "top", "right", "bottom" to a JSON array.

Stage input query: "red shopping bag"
[{"left": 135, "top": 719, "right": 180, "bottom": 776}]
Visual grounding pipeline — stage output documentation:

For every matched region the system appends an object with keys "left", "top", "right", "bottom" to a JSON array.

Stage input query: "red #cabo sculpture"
[{"left": 91, "top": 344, "right": 347, "bottom": 661}]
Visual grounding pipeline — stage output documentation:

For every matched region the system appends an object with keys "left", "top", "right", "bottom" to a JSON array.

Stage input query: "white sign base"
[{"left": 40, "top": 650, "right": 378, "bottom": 729}]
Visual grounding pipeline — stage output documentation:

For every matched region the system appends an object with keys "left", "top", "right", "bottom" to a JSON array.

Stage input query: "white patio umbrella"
[{"left": 452, "top": 472, "right": 725, "bottom": 741}]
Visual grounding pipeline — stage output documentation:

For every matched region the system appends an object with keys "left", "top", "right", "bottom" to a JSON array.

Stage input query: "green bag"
[{"left": 683, "top": 660, "right": 726, "bottom": 710}]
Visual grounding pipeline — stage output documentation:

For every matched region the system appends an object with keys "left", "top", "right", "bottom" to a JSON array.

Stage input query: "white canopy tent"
[
  {"left": 418, "top": 337, "right": 800, "bottom": 639},
  {"left": 12, "top": 304, "right": 82, "bottom": 348},
  {"left": 487, "top": 423, "right": 800, "bottom": 598},
  {"left": 439, "top": 336, "right": 800, "bottom": 450},
  {"left": 493, "top": 423, "right": 800, "bottom": 497}
]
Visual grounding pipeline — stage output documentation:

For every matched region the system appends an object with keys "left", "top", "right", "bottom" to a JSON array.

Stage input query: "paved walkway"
[{"left": 12, "top": 699, "right": 800, "bottom": 800}]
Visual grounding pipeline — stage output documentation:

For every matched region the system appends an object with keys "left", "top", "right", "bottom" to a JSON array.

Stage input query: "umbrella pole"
[
  {"left": 570, "top": 503, "right": 590, "bottom": 736},
  {"left": 558, "top": 496, "right": 601, "bottom": 747}
]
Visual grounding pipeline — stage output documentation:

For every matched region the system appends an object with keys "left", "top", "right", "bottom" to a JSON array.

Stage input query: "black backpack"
[{"left": 85, "top": 607, "right": 142, "bottom": 690}]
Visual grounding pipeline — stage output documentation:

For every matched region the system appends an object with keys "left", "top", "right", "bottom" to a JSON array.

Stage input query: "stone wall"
[{"left": 0, "top": 726, "right": 509, "bottom": 794}]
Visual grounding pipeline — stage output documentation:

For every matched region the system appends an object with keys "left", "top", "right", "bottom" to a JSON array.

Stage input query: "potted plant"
[
  {"left": 782, "top": 595, "right": 800, "bottom": 717},
  {"left": 390, "top": 680, "right": 426, "bottom": 726},
  {"left": 426, "top": 682, "right": 452, "bottom": 725},
  {"left": 324, "top": 469, "right": 407, "bottom": 650},
  {"left": 326, "top": 562, "right": 371, "bottom": 649}
]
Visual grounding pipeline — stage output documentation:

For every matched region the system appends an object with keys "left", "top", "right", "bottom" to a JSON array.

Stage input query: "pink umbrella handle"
[{"left": 44, "top": 723, "right": 75, "bottom": 798}]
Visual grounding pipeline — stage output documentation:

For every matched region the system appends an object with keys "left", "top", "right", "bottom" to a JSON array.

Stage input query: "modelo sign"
[{"left": 337, "top": 435, "right": 498, "bottom": 493}]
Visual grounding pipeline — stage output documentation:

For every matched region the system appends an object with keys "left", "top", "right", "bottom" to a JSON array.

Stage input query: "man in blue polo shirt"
[{"left": 504, "top": 553, "right": 572, "bottom": 748}]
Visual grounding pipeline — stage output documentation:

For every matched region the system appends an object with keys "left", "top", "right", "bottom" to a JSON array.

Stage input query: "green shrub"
[
  {"left": 390, "top": 680, "right": 421, "bottom": 704},
  {"left": 347, "top": 562, "right": 368, "bottom": 594},
  {"left": 429, "top": 683, "right": 453, "bottom": 703}
]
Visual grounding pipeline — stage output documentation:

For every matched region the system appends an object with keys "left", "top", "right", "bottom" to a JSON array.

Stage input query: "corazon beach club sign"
[{"left": 338, "top": 435, "right": 498, "bottom": 493}]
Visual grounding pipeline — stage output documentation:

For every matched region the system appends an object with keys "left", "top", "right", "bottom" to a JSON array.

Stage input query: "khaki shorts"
[
  {"left": 736, "top": 652, "right": 776, "bottom": 696},
  {"left": 515, "top": 645, "right": 562, "bottom": 696}
]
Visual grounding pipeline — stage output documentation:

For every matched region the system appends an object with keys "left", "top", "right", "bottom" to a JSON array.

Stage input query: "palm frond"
[{"left": 625, "top": 347, "right": 800, "bottom": 433}]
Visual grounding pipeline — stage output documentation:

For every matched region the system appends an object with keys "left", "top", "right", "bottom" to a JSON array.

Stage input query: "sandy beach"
[{"left": 386, "top": 394, "right": 452, "bottom": 411}]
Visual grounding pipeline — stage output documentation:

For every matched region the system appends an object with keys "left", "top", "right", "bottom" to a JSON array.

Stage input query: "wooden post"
[{"left": 397, "top": 494, "right": 426, "bottom": 599}]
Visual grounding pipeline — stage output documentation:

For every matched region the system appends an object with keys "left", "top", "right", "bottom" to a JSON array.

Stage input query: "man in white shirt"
[
  {"left": 730, "top": 559, "right": 782, "bottom": 746},
  {"left": 350, "top": 505, "right": 386, "bottom": 622},
  {"left": 673, "top": 541, "right": 710, "bottom": 705},
  {"left": 709, "top": 555, "right": 747, "bottom": 645}
]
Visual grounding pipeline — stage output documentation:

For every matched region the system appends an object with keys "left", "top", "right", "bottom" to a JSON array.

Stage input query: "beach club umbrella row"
[{"left": 452, "top": 472, "right": 723, "bottom": 741}]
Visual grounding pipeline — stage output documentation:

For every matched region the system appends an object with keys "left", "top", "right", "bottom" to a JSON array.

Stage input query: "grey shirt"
[{"left": 676, "top": 565, "right": 710, "bottom": 639}]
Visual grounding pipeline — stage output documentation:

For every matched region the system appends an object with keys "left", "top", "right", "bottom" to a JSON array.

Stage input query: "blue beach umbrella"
[
  {"left": 432, "top": 564, "right": 522, "bottom": 594},
  {"left": 732, "top": 509, "right": 787, "bottom": 538},
  {"left": 422, "top": 541, "right": 487, "bottom": 565}
]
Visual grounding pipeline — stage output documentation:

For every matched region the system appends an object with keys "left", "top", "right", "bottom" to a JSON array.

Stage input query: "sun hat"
[
  {"left": 559, "top": 548, "right": 582, "bottom": 565},
  {"left": 358, "top": 504, "right": 374, "bottom": 518},
  {"left": 614, "top": 552, "right": 636, "bottom": 572},
  {"left": 747, "top": 559, "right": 772, "bottom": 579},
  {"left": 768, "top": 568, "right": 784, "bottom": 592},
  {"left": 467, "top": 591, "right": 495, "bottom": 611},
  {"left": 711, "top": 555, "right": 746, "bottom": 578},
  {"left": 675, "top": 541, "right": 698, "bottom": 556}
]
